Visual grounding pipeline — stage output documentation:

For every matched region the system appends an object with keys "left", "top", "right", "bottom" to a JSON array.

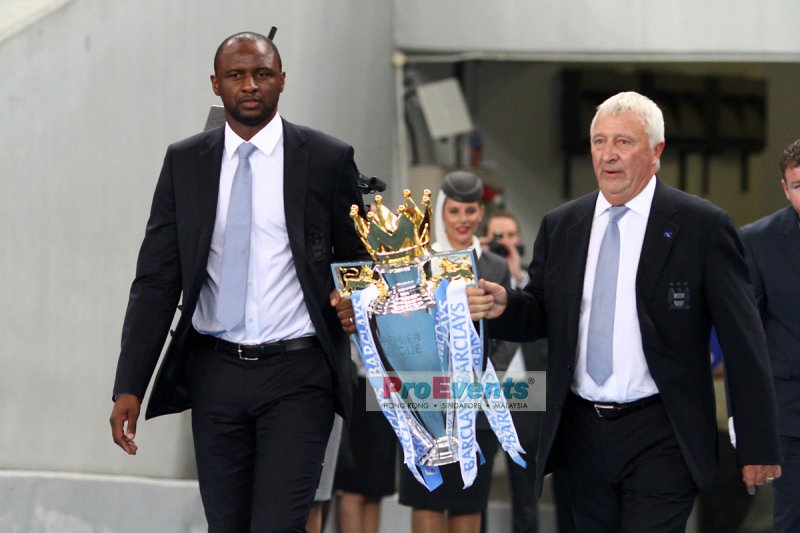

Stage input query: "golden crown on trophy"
[{"left": 350, "top": 189, "right": 432, "bottom": 266}]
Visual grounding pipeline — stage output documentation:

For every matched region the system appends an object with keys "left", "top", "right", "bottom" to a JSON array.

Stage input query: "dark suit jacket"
[
  {"left": 478, "top": 249, "right": 514, "bottom": 364},
  {"left": 741, "top": 205, "right": 800, "bottom": 438},
  {"left": 491, "top": 179, "right": 781, "bottom": 492},
  {"left": 113, "top": 119, "right": 367, "bottom": 420}
]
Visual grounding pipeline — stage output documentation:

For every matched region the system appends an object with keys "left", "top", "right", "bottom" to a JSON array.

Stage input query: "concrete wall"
[
  {"left": 0, "top": 0, "right": 395, "bottom": 478},
  {"left": 0, "top": 471, "right": 206, "bottom": 532},
  {"left": 394, "top": 0, "right": 800, "bottom": 60}
]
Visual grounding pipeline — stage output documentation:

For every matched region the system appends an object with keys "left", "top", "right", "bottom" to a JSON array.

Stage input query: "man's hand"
[
  {"left": 742, "top": 464, "right": 782, "bottom": 495},
  {"left": 466, "top": 279, "right": 508, "bottom": 321},
  {"left": 110, "top": 393, "right": 141, "bottom": 455},
  {"left": 330, "top": 289, "right": 356, "bottom": 334}
]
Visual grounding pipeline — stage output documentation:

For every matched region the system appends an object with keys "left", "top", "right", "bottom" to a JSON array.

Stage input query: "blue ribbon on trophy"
[
  {"left": 352, "top": 285, "right": 444, "bottom": 490},
  {"left": 332, "top": 189, "right": 526, "bottom": 490}
]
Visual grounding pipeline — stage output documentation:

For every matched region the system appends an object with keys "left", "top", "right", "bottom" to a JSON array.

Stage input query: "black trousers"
[
  {"left": 504, "top": 410, "right": 542, "bottom": 533},
  {"left": 187, "top": 341, "right": 335, "bottom": 533},
  {"left": 696, "top": 431, "right": 753, "bottom": 532},
  {"left": 563, "top": 394, "right": 698, "bottom": 533},
  {"left": 774, "top": 435, "right": 800, "bottom": 533}
]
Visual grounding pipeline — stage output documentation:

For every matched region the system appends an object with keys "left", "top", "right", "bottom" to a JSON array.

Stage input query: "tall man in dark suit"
[
  {"left": 109, "top": 31, "right": 367, "bottom": 532},
  {"left": 740, "top": 138, "right": 800, "bottom": 533},
  {"left": 468, "top": 91, "right": 782, "bottom": 532}
]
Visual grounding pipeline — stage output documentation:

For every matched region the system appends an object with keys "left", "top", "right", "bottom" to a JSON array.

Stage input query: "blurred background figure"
[
  {"left": 334, "top": 344, "right": 397, "bottom": 533},
  {"left": 484, "top": 211, "right": 529, "bottom": 288},
  {"left": 307, "top": 417, "right": 344, "bottom": 533},
  {"left": 740, "top": 139, "right": 800, "bottom": 533}
]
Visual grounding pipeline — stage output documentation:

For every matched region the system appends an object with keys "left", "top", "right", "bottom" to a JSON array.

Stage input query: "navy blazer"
[
  {"left": 113, "top": 119, "right": 367, "bottom": 420},
  {"left": 741, "top": 205, "right": 800, "bottom": 438},
  {"left": 491, "top": 179, "right": 781, "bottom": 492}
]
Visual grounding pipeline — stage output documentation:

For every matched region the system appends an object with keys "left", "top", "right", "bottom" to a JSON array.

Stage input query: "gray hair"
[{"left": 590, "top": 91, "right": 665, "bottom": 149}]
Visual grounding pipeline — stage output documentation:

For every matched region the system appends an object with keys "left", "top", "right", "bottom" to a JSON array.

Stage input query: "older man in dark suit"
[
  {"left": 109, "top": 31, "right": 366, "bottom": 532},
  {"left": 468, "top": 91, "right": 782, "bottom": 532},
  {"left": 740, "top": 138, "right": 800, "bottom": 533}
]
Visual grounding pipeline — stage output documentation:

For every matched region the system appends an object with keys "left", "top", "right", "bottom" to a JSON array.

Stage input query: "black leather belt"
[
  {"left": 572, "top": 393, "right": 661, "bottom": 421},
  {"left": 197, "top": 333, "right": 320, "bottom": 361}
]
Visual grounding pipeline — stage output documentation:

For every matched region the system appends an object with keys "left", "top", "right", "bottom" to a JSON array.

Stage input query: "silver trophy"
[{"left": 333, "top": 190, "right": 489, "bottom": 472}]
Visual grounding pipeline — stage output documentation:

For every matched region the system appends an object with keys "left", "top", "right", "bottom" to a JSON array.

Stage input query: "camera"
[
  {"left": 488, "top": 232, "right": 510, "bottom": 258},
  {"left": 487, "top": 231, "right": 525, "bottom": 258}
]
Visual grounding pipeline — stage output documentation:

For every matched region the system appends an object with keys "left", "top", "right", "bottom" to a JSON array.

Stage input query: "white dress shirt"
[
  {"left": 572, "top": 176, "right": 659, "bottom": 402},
  {"left": 193, "top": 114, "right": 316, "bottom": 344}
]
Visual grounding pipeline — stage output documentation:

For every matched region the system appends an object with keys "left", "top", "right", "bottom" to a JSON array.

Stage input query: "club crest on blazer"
[{"left": 668, "top": 281, "right": 690, "bottom": 310}]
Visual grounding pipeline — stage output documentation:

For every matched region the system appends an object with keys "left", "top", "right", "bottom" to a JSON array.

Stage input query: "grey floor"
[
  {"left": 1, "top": 465, "right": 773, "bottom": 532},
  {"left": 323, "top": 462, "right": 661, "bottom": 533}
]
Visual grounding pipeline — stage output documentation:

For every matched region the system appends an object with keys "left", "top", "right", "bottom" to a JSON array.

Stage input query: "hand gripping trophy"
[{"left": 332, "top": 189, "right": 526, "bottom": 491}]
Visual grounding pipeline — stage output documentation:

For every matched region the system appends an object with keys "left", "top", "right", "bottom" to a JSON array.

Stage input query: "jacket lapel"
[
  {"left": 564, "top": 194, "right": 596, "bottom": 357},
  {"left": 282, "top": 120, "right": 309, "bottom": 265},
  {"left": 778, "top": 205, "right": 800, "bottom": 278},
  {"left": 190, "top": 128, "right": 225, "bottom": 296},
  {"left": 637, "top": 180, "right": 679, "bottom": 298}
]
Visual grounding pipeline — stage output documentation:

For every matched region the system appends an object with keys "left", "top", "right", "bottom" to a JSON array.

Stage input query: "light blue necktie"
[
  {"left": 216, "top": 142, "right": 257, "bottom": 330},
  {"left": 587, "top": 205, "right": 629, "bottom": 385}
]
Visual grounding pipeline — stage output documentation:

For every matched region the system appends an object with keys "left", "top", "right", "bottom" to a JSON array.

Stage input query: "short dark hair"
[
  {"left": 213, "top": 31, "right": 282, "bottom": 73},
  {"left": 488, "top": 210, "right": 520, "bottom": 227},
  {"left": 779, "top": 139, "right": 800, "bottom": 177}
]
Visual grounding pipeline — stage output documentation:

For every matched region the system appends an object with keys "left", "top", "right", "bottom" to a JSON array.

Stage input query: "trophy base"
[{"left": 420, "top": 436, "right": 460, "bottom": 466}]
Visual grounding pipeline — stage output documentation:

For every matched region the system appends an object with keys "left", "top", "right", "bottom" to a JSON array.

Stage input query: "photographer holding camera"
[{"left": 483, "top": 211, "right": 528, "bottom": 288}]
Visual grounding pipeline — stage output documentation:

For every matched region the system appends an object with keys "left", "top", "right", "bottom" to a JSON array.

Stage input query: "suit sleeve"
[
  {"left": 330, "top": 146, "right": 369, "bottom": 262},
  {"left": 740, "top": 228, "right": 767, "bottom": 315},
  {"left": 485, "top": 257, "right": 519, "bottom": 370},
  {"left": 113, "top": 148, "right": 183, "bottom": 401},
  {"left": 489, "top": 215, "right": 549, "bottom": 343},
  {"left": 706, "top": 213, "right": 780, "bottom": 465}
]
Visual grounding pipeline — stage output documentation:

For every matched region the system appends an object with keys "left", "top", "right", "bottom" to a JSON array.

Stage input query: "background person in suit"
[
  {"left": 483, "top": 210, "right": 529, "bottom": 288},
  {"left": 740, "top": 138, "right": 800, "bottom": 533},
  {"left": 467, "top": 91, "right": 782, "bottom": 532},
  {"left": 108, "top": 31, "right": 367, "bottom": 532},
  {"left": 306, "top": 415, "right": 343, "bottom": 533},
  {"left": 334, "top": 343, "right": 398, "bottom": 533}
]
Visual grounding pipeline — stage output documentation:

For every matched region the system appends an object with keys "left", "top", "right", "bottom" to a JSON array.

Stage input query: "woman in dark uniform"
[{"left": 398, "top": 170, "right": 512, "bottom": 533}]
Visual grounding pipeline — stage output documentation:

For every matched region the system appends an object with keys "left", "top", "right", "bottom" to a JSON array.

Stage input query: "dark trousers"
[
  {"left": 696, "top": 431, "right": 753, "bottom": 533},
  {"left": 505, "top": 410, "right": 542, "bottom": 533},
  {"left": 563, "top": 394, "right": 698, "bottom": 533},
  {"left": 774, "top": 435, "right": 800, "bottom": 533},
  {"left": 551, "top": 469, "right": 576, "bottom": 533},
  {"left": 187, "top": 342, "right": 335, "bottom": 533}
]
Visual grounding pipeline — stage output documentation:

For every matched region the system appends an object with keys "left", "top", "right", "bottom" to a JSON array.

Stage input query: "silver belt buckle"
[
  {"left": 593, "top": 403, "right": 616, "bottom": 418},
  {"left": 237, "top": 345, "right": 258, "bottom": 361}
]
